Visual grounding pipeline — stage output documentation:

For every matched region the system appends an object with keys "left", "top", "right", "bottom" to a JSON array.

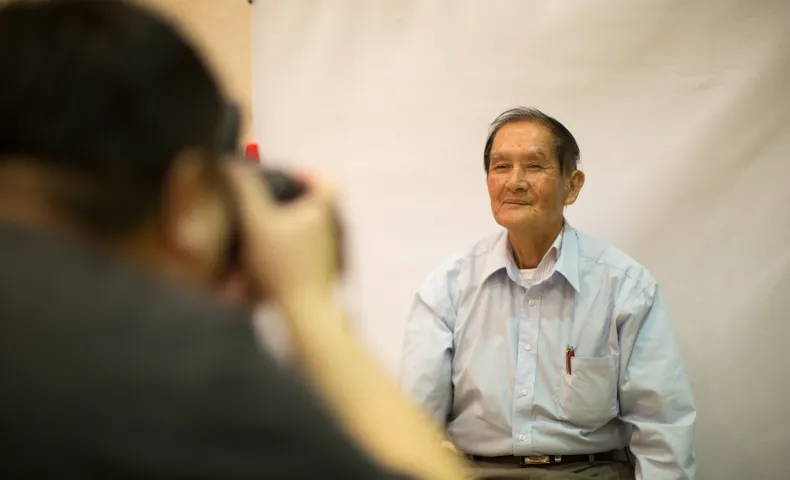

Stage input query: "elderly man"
[{"left": 401, "top": 107, "right": 696, "bottom": 480}]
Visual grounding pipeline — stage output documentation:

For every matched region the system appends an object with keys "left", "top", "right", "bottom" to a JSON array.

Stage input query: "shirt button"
[
  {"left": 521, "top": 389, "right": 528, "bottom": 396},
  {"left": 524, "top": 344, "right": 532, "bottom": 351},
  {"left": 519, "top": 435, "right": 526, "bottom": 441},
  {"left": 528, "top": 299, "right": 536, "bottom": 306}
]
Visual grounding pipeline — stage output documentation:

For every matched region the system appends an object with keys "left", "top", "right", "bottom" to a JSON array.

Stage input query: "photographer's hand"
[
  {"left": 225, "top": 164, "right": 336, "bottom": 306},
  {"left": 226, "top": 163, "right": 468, "bottom": 480}
]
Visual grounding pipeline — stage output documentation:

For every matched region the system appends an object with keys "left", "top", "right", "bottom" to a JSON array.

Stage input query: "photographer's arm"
[
  {"left": 226, "top": 164, "right": 468, "bottom": 480},
  {"left": 280, "top": 293, "right": 469, "bottom": 480}
]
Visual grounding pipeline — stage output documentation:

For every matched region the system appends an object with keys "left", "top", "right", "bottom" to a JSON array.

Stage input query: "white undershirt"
[
  {"left": 520, "top": 268, "right": 537, "bottom": 281},
  {"left": 517, "top": 228, "right": 564, "bottom": 284}
]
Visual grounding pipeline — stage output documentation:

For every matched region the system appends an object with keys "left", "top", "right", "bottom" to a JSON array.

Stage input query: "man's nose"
[{"left": 505, "top": 167, "right": 528, "bottom": 190}]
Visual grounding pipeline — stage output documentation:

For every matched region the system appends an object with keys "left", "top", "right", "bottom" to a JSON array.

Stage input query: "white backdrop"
[{"left": 251, "top": 1, "right": 790, "bottom": 478}]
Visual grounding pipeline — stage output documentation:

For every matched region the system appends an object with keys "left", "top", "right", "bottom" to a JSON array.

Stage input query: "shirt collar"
[
  {"left": 553, "top": 223, "right": 581, "bottom": 292},
  {"left": 484, "top": 221, "right": 581, "bottom": 292}
]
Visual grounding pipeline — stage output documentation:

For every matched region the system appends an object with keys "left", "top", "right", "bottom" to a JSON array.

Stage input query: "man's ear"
[
  {"left": 160, "top": 149, "right": 217, "bottom": 256},
  {"left": 564, "top": 170, "right": 585, "bottom": 206}
]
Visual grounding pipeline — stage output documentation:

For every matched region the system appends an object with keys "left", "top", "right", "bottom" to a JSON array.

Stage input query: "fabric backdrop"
[{"left": 250, "top": 1, "right": 790, "bottom": 478}]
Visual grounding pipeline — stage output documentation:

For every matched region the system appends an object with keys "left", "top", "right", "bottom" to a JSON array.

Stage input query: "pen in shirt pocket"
[{"left": 565, "top": 345, "right": 575, "bottom": 375}]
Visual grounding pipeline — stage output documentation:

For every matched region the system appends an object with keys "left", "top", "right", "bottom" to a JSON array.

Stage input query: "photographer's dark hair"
[
  {"left": 0, "top": 0, "right": 223, "bottom": 236},
  {"left": 483, "top": 107, "right": 580, "bottom": 176}
]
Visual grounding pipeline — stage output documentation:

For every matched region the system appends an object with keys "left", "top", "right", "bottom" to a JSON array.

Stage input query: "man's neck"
[
  {"left": 508, "top": 220, "right": 563, "bottom": 269},
  {"left": 0, "top": 163, "right": 211, "bottom": 291},
  {"left": 0, "top": 189, "right": 169, "bottom": 280}
]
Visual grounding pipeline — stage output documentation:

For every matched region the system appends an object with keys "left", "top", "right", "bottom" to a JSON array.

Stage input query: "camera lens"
[{"left": 261, "top": 169, "right": 305, "bottom": 203}]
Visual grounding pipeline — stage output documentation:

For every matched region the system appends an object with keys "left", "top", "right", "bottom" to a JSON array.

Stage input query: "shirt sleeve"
[
  {"left": 198, "top": 318, "right": 417, "bottom": 479},
  {"left": 617, "top": 284, "right": 697, "bottom": 480},
  {"left": 399, "top": 272, "right": 455, "bottom": 427}
]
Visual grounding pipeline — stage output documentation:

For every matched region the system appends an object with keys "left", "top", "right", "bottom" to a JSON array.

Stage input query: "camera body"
[
  {"left": 220, "top": 102, "right": 343, "bottom": 272},
  {"left": 219, "top": 102, "right": 305, "bottom": 201}
]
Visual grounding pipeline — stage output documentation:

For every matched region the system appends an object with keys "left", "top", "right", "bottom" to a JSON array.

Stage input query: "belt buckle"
[{"left": 520, "top": 455, "right": 551, "bottom": 466}]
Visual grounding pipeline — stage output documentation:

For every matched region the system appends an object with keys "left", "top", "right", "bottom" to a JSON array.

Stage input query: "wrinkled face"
[{"left": 487, "top": 121, "right": 582, "bottom": 233}]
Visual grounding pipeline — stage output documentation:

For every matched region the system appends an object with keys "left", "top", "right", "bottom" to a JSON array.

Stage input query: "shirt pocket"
[{"left": 559, "top": 355, "right": 619, "bottom": 430}]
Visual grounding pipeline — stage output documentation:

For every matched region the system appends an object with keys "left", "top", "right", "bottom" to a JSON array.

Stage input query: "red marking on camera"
[{"left": 244, "top": 143, "right": 261, "bottom": 163}]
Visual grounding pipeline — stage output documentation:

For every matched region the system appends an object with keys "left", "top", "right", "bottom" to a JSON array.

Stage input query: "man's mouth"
[{"left": 503, "top": 200, "right": 529, "bottom": 205}]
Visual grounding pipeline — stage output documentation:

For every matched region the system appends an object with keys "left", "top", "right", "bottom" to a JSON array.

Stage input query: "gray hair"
[{"left": 483, "top": 107, "right": 580, "bottom": 175}]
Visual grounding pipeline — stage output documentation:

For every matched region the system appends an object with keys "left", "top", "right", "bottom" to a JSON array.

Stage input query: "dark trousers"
[{"left": 469, "top": 459, "right": 635, "bottom": 480}]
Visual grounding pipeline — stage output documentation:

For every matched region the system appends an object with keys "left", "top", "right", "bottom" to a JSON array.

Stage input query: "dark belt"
[{"left": 469, "top": 450, "right": 624, "bottom": 467}]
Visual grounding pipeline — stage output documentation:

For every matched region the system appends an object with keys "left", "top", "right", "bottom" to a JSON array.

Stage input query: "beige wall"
[
  {"left": 141, "top": 0, "right": 253, "bottom": 142},
  {"left": 254, "top": 3, "right": 790, "bottom": 478}
]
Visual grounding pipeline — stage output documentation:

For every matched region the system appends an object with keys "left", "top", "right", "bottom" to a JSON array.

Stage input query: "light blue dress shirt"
[{"left": 400, "top": 223, "right": 696, "bottom": 479}]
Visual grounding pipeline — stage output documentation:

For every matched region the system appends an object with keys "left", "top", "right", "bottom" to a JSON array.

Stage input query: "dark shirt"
[{"left": 0, "top": 222, "right": 409, "bottom": 479}]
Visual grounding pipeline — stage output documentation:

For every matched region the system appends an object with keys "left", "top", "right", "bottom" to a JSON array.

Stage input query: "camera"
[
  {"left": 219, "top": 102, "right": 306, "bottom": 202},
  {"left": 219, "top": 102, "right": 344, "bottom": 272}
]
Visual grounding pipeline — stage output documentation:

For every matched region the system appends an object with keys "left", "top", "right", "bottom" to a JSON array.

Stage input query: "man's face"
[{"left": 486, "top": 121, "right": 581, "bottom": 233}]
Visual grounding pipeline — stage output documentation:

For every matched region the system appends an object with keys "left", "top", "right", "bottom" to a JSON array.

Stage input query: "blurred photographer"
[{"left": 0, "top": 1, "right": 467, "bottom": 479}]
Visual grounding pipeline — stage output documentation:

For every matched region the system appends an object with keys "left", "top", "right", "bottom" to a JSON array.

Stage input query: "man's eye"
[{"left": 495, "top": 164, "right": 509, "bottom": 170}]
